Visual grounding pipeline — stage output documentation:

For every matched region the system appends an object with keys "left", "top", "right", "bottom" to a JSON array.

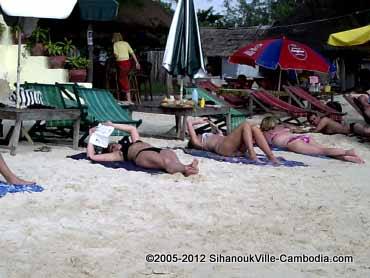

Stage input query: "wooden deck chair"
[
  {"left": 73, "top": 87, "right": 142, "bottom": 140},
  {"left": 197, "top": 80, "right": 249, "bottom": 109},
  {"left": 283, "top": 85, "right": 344, "bottom": 122},
  {"left": 185, "top": 87, "right": 247, "bottom": 132},
  {"left": 343, "top": 94, "right": 370, "bottom": 124},
  {"left": 248, "top": 89, "right": 309, "bottom": 124},
  {"left": 21, "top": 82, "right": 80, "bottom": 140}
]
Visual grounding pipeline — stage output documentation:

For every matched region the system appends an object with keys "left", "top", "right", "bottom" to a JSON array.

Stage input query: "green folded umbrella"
[{"left": 162, "top": 0, "right": 206, "bottom": 99}]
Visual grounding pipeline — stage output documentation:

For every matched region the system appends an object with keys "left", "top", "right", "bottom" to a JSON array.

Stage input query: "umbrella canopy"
[
  {"left": 328, "top": 25, "right": 370, "bottom": 46},
  {"left": 0, "top": 0, "right": 77, "bottom": 108},
  {"left": 78, "top": 0, "right": 119, "bottom": 83},
  {"left": 229, "top": 37, "right": 329, "bottom": 73},
  {"left": 79, "top": 0, "right": 118, "bottom": 21},
  {"left": 162, "top": 0, "right": 205, "bottom": 79},
  {"left": 0, "top": 0, "right": 77, "bottom": 19}
]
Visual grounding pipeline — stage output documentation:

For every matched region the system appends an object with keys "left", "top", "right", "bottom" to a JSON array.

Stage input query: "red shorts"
[{"left": 116, "top": 60, "right": 131, "bottom": 93}]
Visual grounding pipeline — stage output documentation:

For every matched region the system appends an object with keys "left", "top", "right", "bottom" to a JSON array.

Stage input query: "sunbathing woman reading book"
[
  {"left": 186, "top": 118, "right": 279, "bottom": 165},
  {"left": 87, "top": 122, "right": 199, "bottom": 176},
  {"left": 260, "top": 116, "right": 364, "bottom": 164}
]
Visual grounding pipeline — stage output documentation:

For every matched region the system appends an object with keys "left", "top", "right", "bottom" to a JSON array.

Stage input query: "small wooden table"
[
  {"left": 0, "top": 107, "right": 81, "bottom": 155},
  {"left": 131, "top": 101, "right": 231, "bottom": 140}
]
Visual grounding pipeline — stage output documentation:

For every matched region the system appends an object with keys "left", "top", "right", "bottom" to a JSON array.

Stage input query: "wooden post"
[
  {"left": 87, "top": 24, "right": 94, "bottom": 83},
  {"left": 16, "top": 29, "right": 22, "bottom": 109}
]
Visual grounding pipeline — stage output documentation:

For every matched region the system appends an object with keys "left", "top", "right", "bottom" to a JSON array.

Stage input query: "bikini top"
[
  {"left": 118, "top": 136, "right": 132, "bottom": 161},
  {"left": 118, "top": 136, "right": 143, "bottom": 161},
  {"left": 267, "top": 128, "right": 290, "bottom": 144},
  {"left": 201, "top": 132, "right": 214, "bottom": 145}
]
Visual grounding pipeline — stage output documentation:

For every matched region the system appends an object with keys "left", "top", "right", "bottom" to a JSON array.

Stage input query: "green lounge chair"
[
  {"left": 21, "top": 82, "right": 79, "bottom": 139},
  {"left": 185, "top": 87, "right": 246, "bottom": 131},
  {"left": 73, "top": 87, "right": 142, "bottom": 137}
]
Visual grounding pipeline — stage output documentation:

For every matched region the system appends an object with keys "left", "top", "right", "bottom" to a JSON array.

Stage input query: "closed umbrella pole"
[
  {"left": 16, "top": 27, "right": 22, "bottom": 109},
  {"left": 162, "top": 0, "right": 205, "bottom": 100}
]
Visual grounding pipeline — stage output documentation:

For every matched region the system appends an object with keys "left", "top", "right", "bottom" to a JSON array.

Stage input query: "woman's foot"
[
  {"left": 183, "top": 159, "right": 199, "bottom": 176},
  {"left": 269, "top": 156, "right": 281, "bottom": 166},
  {"left": 248, "top": 149, "right": 258, "bottom": 161},
  {"left": 345, "top": 149, "right": 365, "bottom": 163},
  {"left": 7, "top": 176, "right": 35, "bottom": 185},
  {"left": 342, "top": 155, "right": 365, "bottom": 164}
]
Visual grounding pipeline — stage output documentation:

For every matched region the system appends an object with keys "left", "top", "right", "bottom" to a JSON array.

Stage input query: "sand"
[{"left": 0, "top": 96, "right": 370, "bottom": 277}]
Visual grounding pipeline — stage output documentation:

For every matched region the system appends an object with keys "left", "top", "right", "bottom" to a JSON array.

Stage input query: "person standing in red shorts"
[{"left": 112, "top": 32, "right": 140, "bottom": 103}]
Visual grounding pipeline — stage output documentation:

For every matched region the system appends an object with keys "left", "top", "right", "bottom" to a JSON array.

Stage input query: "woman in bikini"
[
  {"left": 260, "top": 116, "right": 364, "bottom": 164},
  {"left": 87, "top": 122, "right": 199, "bottom": 176},
  {"left": 186, "top": 118, "right": 279, "bottom": 164}
]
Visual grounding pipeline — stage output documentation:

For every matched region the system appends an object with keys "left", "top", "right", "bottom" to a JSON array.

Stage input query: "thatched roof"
[
  {"left": 200, "top": 26, "right": 270, "bottom": 57},
  {"left": 116, "top": 0, "right": 172, "bottom": 30}
]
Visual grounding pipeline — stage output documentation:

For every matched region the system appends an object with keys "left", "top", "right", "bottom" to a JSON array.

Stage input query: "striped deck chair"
[
  {"left": 73, "top": 87, "right": 142, "bottom": 138},
  {"left": 185, "top": 87, "right": 246, "bottom": 132},
  {"left": 21, "top": 83, "right": 79, "bottom": 139},
  {"left": 249, "top": 89, "right": 309, "bottom": 124},
  {"left": 283, "top": 85, "right": 344, "bottom": 122}
]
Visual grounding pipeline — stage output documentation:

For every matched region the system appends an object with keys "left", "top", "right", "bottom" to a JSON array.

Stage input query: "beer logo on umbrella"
[
  {"left": 244, "top": 43, "right": 263, "bottom": 56},
  {"left": 288, "top": 44, "right": 307, "bottom": 60}
]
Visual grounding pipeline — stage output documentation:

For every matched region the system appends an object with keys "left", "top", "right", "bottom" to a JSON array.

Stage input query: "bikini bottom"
[{"left": 135, "top": 147, "right": 162, "bottom": 160}]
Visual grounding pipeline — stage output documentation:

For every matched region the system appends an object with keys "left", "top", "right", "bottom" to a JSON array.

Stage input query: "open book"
[{"left": 89, "top": 124, "right": 115, "bottom": 148}]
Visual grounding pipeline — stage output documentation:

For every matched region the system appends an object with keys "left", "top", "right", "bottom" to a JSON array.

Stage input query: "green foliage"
[
  {"left": 44, "top": 41, "right": 64, "bottom": 56},
  {"left": 158, "top": 0, "right": 173, "bottom": 14},
  {"left": 10, "top": 25, "right": 21, "bottom": 36},
  {"left": 25, "top": 26, "right": 49, "bottom": 52},
  {"left": 66, "top": 56, "right": 90, "bottom": 69},
  {"left": 221, "top": 0, "right": 299, "bottom": 27},
  {"left": 198, "top": 7, "right": 224, "bottom": 27},
  {"left": 44, "top": 38, "right": 76, "bottom": 56},
  {"left": 62, "top": 38, "right": 76, "bottom": 57},
  {"left": 270, "top": 0, "right": 298, "bottom": 22},
  {"left": 30, "top": 26, "right": 49, "bottom": 43},
  {"left": 0, "top": 23, "right": 5, "bottom": 38}
]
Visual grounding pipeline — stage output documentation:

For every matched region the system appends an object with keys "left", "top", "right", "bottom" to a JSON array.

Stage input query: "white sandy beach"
[{"left": 1, "top": 96, "right": 370, "bottom": 277}]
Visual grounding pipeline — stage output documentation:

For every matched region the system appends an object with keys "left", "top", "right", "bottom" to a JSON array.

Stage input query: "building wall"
[
  {"left": 0, "top": 15, "right": 68, "bottom": 93},
  {"left": 221, "top": 57, "right": 260, "bottom": 78}
]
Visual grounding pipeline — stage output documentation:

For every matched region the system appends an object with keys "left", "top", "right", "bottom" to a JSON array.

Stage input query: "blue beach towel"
[
  {"left": 0, "top": 182, "right": 44, "bottom": 198},
  {"left": 182, "top": 148, "right": 306, "bottom": 167},
  {"left": 67, "top": 153, "right": 163, "bottom": 174}
]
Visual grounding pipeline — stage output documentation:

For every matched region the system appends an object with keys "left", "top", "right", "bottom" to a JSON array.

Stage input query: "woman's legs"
[
  {"left": 0, "top": 154, "right": 33, "bottom": 184},
  {"left": 216, "top": 122, "right": 256, "bottom": 159},
  {"left": 287, "top": 140, "right": 364, "bottom": 163},
  {"left": 251, "top": 125, "right": 279, "bottom": 163},
  {"left": 134, "top": 149, "right": 199, "bottom": 176},
  {"left": 117, "top": 60, "right": 132, "bottom": 103}
]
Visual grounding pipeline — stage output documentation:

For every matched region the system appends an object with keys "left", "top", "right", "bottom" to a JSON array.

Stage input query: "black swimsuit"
[{"left": 118, "top": 136, "right": 162, "bottom": 161}]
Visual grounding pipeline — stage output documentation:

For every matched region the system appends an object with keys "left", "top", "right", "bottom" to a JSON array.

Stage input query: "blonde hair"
[
  {"left": 112, "top": 32, "right": 123, "bottom": 43},
  {"left": 260, "top": 116, "right": 278, "bottom": 131}
]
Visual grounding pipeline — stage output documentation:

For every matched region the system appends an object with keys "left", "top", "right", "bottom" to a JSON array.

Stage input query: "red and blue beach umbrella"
[{"left": 229, "top": 37, "right": 329, "bottom": 73}]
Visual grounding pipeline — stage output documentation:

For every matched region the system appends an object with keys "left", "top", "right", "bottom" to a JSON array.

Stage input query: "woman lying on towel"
[
  {"left": 87, "top": 122, "right": 199, "bottom": 176},
  {"left": 186, "top": 118, "right": 279, "bottom": 165},
  {"left": 260, "top": 116, "right": 364, "bottom": 164}
]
